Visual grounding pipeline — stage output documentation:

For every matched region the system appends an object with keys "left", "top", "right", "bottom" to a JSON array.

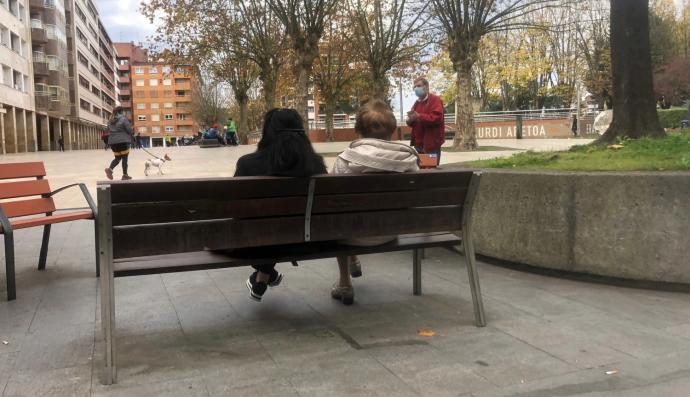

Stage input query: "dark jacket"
[
  {"left": 107, "top": 115, "right": 134, "bottom": 145},
  {"left": 234, "top": 150, "right": 327, "bottom": 177},
  {"left": 408, "top": 93, "right": 445, "bottom": 154}
]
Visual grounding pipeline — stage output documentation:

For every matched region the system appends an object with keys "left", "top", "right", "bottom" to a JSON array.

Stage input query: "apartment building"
[
  {"left": 131, "top": 63, "right": 196, "bottom": 147},
  {"left": 64, "top": 0, "right": 117, "bottom": 149},
  {"left": 114, "top": 42, "right": 147, "bottom": 120},
  {"left": 0, "top": 0, "right": 37, "bottom": 154}
]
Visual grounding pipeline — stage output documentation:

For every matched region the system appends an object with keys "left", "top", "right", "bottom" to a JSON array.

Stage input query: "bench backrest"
[
  {"left": 0, "top": 162, "right": 56, "bottom": 220},
  {"left": 97, "top": 170, "right": 477, "bottom": 259}
]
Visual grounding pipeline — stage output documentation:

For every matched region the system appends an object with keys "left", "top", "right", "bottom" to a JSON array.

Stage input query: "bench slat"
[
  {"left": 312, "top": 187, "right": 466, "bottom": 213},
  {"left": 111, "top": 206, "right": 461, "bottom": 258},
  {"left": 0, "top": 162, "right": 46, "bottom": 180},
  {"left": 112, "top": 216, "right": 306, "bottom": 258},
  {"left": 112, "top": 233, "right": 461, "bottom": 277},
  {"left": 313, "top": 171, "right": 473, "bottom": 195},
  {"left": 109, "top": 187, "right": 467, "bottom": 226},
  {"left": 111, "top": 196, "right": 307, "bottom": 226},
  {"left": 1, "top": 197, "right": 56, "bottom": 218},
  {"left": 310, "top": 206, "right": 461, "bottom": 241},
  {"left": 0, "top": 180, "right": 51, "bottom": 200},
  {"left": 106, "top": 177, "right": 311, "bottom": 204}
]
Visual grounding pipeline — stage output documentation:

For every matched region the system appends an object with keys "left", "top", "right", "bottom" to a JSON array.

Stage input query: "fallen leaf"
[
  {"left": 417, "top": 328, "right": 436, "bottom": 337},
  {"left": 605, "top": 370, "right": 619, "bottom": 375},
  {"left": 607, "top": 144, "right": 624, "bottom": 150}
]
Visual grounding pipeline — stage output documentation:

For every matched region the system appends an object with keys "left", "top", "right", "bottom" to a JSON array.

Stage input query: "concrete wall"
[{"left": 473, "top": 171, "right": 690, "bottom": 284}]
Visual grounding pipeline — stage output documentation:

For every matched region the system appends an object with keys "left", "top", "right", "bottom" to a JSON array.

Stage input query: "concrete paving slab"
[{"left": 1, "top": 145, "right": 689, "bottom": 396}]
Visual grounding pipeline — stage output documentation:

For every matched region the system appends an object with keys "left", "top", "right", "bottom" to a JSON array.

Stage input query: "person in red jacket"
[{"left": 406, "top": 77, "right": 445, "bottom": 162}]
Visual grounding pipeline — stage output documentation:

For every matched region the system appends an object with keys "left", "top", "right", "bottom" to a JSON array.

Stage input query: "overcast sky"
[{"left": 96, "top": 0, "right": 156, "bottom": 44}]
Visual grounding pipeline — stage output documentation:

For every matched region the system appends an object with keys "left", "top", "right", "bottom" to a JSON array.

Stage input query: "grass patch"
[
  {"left": 443, "top": 145, "right": 521, "bottom": 152},
  {"left": 468, "top": 130, "right": 690, "bottom": 171}
]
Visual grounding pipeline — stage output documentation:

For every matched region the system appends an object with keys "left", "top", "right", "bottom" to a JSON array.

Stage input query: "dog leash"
[{"left": 140, "top": 146, "right": 163, "bottom": 160}]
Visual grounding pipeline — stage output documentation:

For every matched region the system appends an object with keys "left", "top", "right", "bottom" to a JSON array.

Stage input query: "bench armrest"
[
  {"left": 0, "top": 206, "right": 12, "bottom": 234},
  {"left": 49, "top": 183, "right": 97, "bottom": 216}
]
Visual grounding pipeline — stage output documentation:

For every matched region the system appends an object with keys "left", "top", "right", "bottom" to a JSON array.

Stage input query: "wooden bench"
[
  {"left": 0, "top": 162, "right": 98, "bottom": 301},
  {"left": 96, "top": 170, "right": 486, "bottom": 384}
]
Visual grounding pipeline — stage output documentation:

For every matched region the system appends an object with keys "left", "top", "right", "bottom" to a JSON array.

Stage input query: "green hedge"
[{"left": 658, "top": 108, "right": 689, "bottom": 129}]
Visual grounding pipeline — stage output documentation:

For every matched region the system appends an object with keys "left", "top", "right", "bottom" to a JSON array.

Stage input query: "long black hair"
[{"left": 257, "top": 108, "right": 325, "bottom": 176}]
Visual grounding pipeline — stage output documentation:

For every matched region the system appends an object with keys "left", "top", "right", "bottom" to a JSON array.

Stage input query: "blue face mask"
[{"left": 414, "top": 86, "right": 426, "bottom": 98}]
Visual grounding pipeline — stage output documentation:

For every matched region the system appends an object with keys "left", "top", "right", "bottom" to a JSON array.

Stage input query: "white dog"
[{"left": 144, "top": 154, "right": 172, "bottom": 176}]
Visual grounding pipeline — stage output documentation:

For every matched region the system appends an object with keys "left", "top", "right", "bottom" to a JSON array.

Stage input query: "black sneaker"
[
  {"left": 267, "top": 269, "right": 283, "bottom": 287},
  {"left": 246, "top": 272, "right": 268, "bottom": 302}
]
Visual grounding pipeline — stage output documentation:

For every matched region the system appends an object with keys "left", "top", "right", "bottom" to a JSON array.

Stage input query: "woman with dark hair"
[
  {"left": 105, "top": 106, "right": 135, "bottom": 180},
  {"left": 235, "top": 108, "right": 327, "bottom": 301}
]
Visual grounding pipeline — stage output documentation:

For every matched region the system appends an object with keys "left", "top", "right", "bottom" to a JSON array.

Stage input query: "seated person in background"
[
  {"left": 235, "top": 108, "right": 327, "bottom": 301},
  {"left": 330, "top": 99, "right": 420, "bottom": 305},
  {"left": 203, "top": 124, "right": 219, "bottom": 139}
]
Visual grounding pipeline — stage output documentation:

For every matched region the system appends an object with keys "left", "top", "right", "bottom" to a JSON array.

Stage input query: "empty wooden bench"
[
  {"left": 0, "top": 162, "right": 98, "bottom": 301},
  {"left": 97, "top": 170, "right": 486, "bottom": 384}
]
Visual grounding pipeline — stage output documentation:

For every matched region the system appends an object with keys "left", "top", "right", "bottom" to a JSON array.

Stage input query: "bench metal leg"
[
  {"left": 461, "top": 173, "right": 486, "bottom": 327},
  {"left": 5, "top": 232, "right": 16, "bottom": 301},
  {"left": 413, "top": 248, "right": 422, "bottom": 295},
  {"left": 98, "top": 186, "right": 116, "bottom": 384},
  {"left": 94, "top": 220, "right": 100, "bottom": 277},
  {"left": 38, "top": 224, "right": 51, "bottom": 271}
]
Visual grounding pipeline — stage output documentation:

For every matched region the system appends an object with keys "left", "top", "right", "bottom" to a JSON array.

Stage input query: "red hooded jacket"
[{"left": 408, "top": 93, "right": 445, "bottom": 154}]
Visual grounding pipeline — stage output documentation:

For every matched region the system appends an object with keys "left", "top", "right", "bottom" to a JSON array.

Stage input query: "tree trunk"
[
  {"left": 238, "top": 96, "right": 249, "bottom": 144},
  {"left": 599, "top": 0, "right": 664, "bottom": 143},
  {"left": 295, "top": 60, "right": 312, "bottom": 132},
  {"left": 369, "top": 73, "right": 389, "bottom": 101},
  {"left": 262, "top": 76, "right": 277, "bottom": 111},
  {"left": 452, "top": 65, "right": 477, "bottom": 151},
  {"left": 324, "top": 99, "right": 336, "bottom": 142}
]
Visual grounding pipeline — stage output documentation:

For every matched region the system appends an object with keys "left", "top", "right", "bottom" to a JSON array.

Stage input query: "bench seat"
[
  {"left": 113, "top": 233, "right": 460, "bottom": 277},
  {"left": 0, "top": 210, "right": 94, "bottom": 233}
]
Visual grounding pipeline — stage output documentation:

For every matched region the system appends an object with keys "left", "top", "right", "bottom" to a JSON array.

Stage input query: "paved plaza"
[{"left": 3, "top": 139, "right": 690, "bottom": 397}]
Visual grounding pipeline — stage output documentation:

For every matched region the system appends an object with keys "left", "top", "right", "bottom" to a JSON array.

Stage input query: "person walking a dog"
[{"left": 105, "top": 106, "right": 134, "bottom": 180}]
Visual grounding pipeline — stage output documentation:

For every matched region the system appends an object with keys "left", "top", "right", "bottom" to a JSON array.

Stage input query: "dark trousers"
[
  {"left": 109, "top": 143, "right": 130, "bottom": 175},
  {"left": 252, "top": 264, "right": 276, "bottom": 274}
]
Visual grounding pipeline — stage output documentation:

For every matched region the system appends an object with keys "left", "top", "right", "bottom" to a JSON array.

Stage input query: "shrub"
[{"left": 658, "top": 108, "right": 689, "bottom": 129}]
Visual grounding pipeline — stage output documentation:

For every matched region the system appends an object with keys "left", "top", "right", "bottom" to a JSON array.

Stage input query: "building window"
[
  {"left": 151, "top": 114, "right": 160, "bottom": 121},
  {"left": 164, "top": 102, "right": 173, "bottom": 108},
  {"left": 162, "top": 66, "right": 171, "bottom": 74},
  {"left": 135, "top": 90, "right": 145, "bottom": 97},
  {"left": 136, "top": 103, "right": 146, "bottom": 110},
  {"left": 177, "top": 113, "right": 188, "bottom": 121},
  {"left": 137, "top": 115, "right": 146, "bottom": 121},
  {"left": 165, "top": 126, "right": 174, "bottom": 133},
  {"left": 150, "top": 102, "right": 159, "bottom": 109},
  {"left": 149, "top": 67, "right": 158, "bottom": 74},
  {"left": 135, "top": 79, "right": 144, "bottom": 87},
  {"left": 151, "top": 126, "right": 161, "bottom": 133},
  {"left": 138, "top": 127, "right": 147, "bottom": 134},
  {"left": 149, "top": 91, "right": 158, "bottom": 98},
  {"left": 163, "top": 90, "right": 172, "bottom": 97},
  {"left": 163, "top": 79, "right": 172, "bottom": 86},
  {"left": 135, "top": 67, "right": 144, "bottom": 74},
  {"left": 164, "top": 114, "right": 173, "bottom": 120},
  {"left": 149, "top": 79, "right": 158, "bottom": 86}
]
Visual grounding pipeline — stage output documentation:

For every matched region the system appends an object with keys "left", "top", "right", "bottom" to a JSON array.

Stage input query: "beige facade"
[
  {"left": 0, "top": 0, "right": 37, "bottom": 154},
  {"left": 65, "top": 0, "right": 116, "bottom": 129}
]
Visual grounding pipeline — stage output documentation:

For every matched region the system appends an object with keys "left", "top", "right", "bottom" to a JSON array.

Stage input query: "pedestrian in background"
[
  {"left": 105, "top": 106, "right": 134, "bottom": 181},
  {"left": 407, "top": 77, "right": 445, "bottom": 163}
]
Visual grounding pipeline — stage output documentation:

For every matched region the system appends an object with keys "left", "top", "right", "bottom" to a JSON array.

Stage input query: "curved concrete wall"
[{"left": 473, "top": 171, "right": 690, "bottom": 284}]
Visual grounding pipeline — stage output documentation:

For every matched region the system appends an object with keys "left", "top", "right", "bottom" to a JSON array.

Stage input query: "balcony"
[
  {"left": 31, "top": 27, "right": 48, "bottom": 43},
  {"left": 119, "top": 89, "right": 131, "bottom": 96},
  {"left": 118, "top": 64, "right": 130, "bottom": 71},
  {"left": 120, "top": 101, "right": 131, "bottom": 108},
  {"left": 34, "top": 61, "right": 50, "bottom": 76},
  {"left": 118, "top": 76, "right": 130, "bottom": 84},
  {"left": 49, "top": 100, "right": 70, "bottom": 115}
]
